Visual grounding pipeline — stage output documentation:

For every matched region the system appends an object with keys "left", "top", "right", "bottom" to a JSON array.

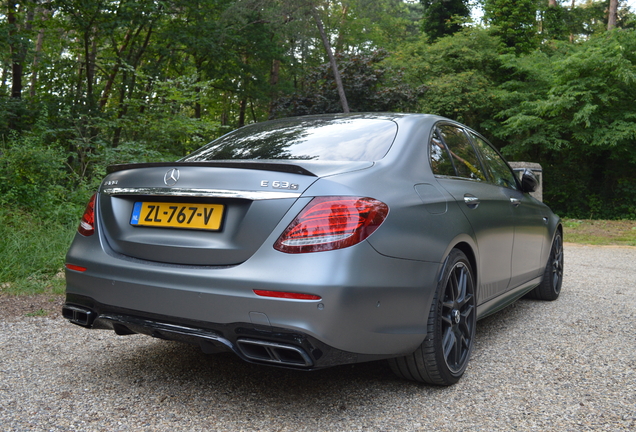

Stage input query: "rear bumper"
[
  {"left": 62, "top": 297, "right": 390, "bottom": 369},
  {"left": 65, "top": 231, "right": 442, "bottom": 365}
]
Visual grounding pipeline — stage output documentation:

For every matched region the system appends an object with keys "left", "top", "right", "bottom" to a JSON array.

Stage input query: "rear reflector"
[
  {"left": 78, "top": 193, "right": 97, "bottom": 236},
  {"left": 253, "top": 290, "right": 321, "bottom": 300},
  {"left": 65, "top": 263, "right": 87, "bottom": 272},
  {"left": 274, "top": 196, "right": 388, "bottom": 254}
]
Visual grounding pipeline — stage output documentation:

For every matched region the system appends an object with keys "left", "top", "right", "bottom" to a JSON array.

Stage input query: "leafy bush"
[
  {"left": 0, "top": 133, "right": 93, "bottom": 224},
  {"left": 0, "top": 208, "right": 76, "bottom": 295}
]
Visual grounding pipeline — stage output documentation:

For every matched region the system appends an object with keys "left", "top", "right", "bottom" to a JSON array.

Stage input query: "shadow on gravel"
[
  {"left": 67, "top": 298, "right": 542, "bottom": 419},
  {"left": 75, "top": 338, "right": 432, "bottom": 417},
  {"left": 476, "top": 298, "right": 539, "bottom": 339}
]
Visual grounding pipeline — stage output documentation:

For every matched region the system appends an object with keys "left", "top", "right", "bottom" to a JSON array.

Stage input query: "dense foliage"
[
  {"left": 1, "top": 0, "right": 636, "bottom": 225},
  {"left": 420, "top": 0, "right": 470, "bottom": 40}
]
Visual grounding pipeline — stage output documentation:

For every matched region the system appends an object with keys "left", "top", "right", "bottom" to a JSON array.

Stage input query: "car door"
[
  {"left": 430, "top": 124, "right": 515, "bottom": 302},
  {"left": 468, "top": 132, "right": 548, "bottom": 289}
]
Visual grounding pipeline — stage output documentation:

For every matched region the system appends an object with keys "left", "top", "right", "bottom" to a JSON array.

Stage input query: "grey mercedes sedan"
[{"left": 63, "top": 113, "right": 563, "bottom": 385}]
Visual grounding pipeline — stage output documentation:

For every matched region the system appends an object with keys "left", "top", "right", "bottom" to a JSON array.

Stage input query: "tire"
[
  {"left": 525, "top": 232, "right": 564, "bottom": 301},
  {"left": 389, "top": 249, "right": 476, "bottom": 385}
]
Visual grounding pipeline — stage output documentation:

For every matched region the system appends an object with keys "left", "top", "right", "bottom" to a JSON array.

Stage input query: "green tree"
[
  {"left": 272, "top": 49, "right": 426, "bottom": 116},
  {"left": 493, "top": 30, "right": 636, "bottom": 218},
  {"left": 388, "top": 27, "right": 507, "bottom": 128},
  {"left": 420, "top": 0, "right": 470, "bottom": 41},
  {"left": 483, "top": 0, "right": 539, "bottom": 53},
  {"left": 540, "top": 1, "right": 570, "bottom": 41},
  {"left": 421, "top": 0, "right": 470, "bottom": 41}
]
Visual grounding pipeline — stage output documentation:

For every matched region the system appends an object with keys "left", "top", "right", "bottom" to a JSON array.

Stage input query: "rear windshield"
[{"left": 181, "top": 117, "right": 398, "bottom": 162}]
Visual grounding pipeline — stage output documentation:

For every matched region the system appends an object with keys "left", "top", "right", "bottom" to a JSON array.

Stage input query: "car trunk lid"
[{"left": 98, "top": 161, "right": 371, "bottom": 265}]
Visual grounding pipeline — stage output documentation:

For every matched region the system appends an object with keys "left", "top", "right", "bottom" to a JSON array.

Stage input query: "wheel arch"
[
  {"left": 546, "top": 219, "right": 563, "bottom": 266},
  {"left": 440, "top": 238, "right": 479, "bottom": 304},
  {"left": 453, "top": 241, "right": 477, "bottom": 288}
]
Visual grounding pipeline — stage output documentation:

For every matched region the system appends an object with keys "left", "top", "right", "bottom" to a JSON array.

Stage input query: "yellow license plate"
[{"left": 130, "top": 202, "right": 224, "bottom": 230}]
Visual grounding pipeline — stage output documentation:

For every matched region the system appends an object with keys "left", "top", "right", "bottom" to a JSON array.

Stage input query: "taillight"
[
  {"left": 78, "top": 193, "right": 96, "bottom": 236},
  {"left": 274, "top": 196, "right": 388, "bottom": 254}
]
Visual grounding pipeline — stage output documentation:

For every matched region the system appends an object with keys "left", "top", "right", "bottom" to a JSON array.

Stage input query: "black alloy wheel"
[
  {"left": 549, "top": 234, "right": 564, "bottom": 291},
  {"left": 526, "top": 232, "right": 564, "bottom": 301},
  {"left": 389, "top": 249, "right": 476, "bottom": 385},
  {"left": 440, "top": 257, "right": 476, "bottom": 374}
]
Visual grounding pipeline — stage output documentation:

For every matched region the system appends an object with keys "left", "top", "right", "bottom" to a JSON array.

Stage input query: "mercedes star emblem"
[{"left": 164, "top": 168, "right": 180, "bottom": 186}]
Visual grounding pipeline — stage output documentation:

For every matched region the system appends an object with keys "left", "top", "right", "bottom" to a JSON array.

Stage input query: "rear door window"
[
  {"left": 434, "top": 124, "right": 486, "bottom": 181},
  {"left": 429, "top": 129, "right": 456, "bottom": 176},
  {"left": 468, "top": 132, "right": 519, "bottom": 190}
]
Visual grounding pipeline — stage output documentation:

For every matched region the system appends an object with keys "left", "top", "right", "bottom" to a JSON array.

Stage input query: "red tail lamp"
[
  {"left": 78, "top": 193, "right": 96, "bottom": 236},
  {"left": 274, "top": 196, "right": 389, "bottom": 254}
]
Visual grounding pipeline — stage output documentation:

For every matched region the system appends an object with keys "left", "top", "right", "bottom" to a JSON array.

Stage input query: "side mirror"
[{"left": 520, "top": 169, "right": 538, "bottom": 193}]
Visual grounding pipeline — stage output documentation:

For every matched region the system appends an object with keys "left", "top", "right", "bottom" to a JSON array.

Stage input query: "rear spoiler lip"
[{"left": 107, "top": 161, "right": 318, "bottom": 177}]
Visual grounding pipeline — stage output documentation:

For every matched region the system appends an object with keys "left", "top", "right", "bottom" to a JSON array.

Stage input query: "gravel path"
[{"left": 1, "top": 244, "right": 635, "bottom": 431}]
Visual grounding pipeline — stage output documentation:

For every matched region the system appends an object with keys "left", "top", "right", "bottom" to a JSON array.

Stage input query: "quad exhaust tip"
[
  {"left": 237, "top": 338, "right": 313, "bottom": 367},
  {"left": 61, "top": 308, "right": 313, "bottom": 368}
]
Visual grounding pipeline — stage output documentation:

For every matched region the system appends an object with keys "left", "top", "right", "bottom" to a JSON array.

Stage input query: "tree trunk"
[
  {"left": 83, "top": 29, "right": 95, "bottom": 110},
  {"left": 238, "top": 97, "right": 248, "bottom": 127},
  {"left": 1, "top": 67, "right": 8, "bottom": 90},
  {"left": 10, "top": 60, "right": 24, "bottom": 100},
  {"left": 608, "top": 0, "right": 619, "bottom": 30},
  {"left": 111, "top": 24, "right": 154, "bottom": 145},
  {"left": 29, "top": 6, "right": 52, "bottom": 99},
  {"left": 268, "top": 59, "right": 280, "bottom": 118},
  {"left": 75, "top": 54, "right": 84, "bottom": 110},
  {"left": 7, "top": 2, "right": 25, "bottom": 100},
  {"left": 310, "top": 5, "right": 350, "bottom": 113},
  {"left": 30, "top": 28, "right": 45, "bottom": 98},
  {"left": 195, "top": 100, "right": 202, "bottom": 119},
  {"left": 112, "top": 70, "right": 129, "bottom": 148},
  {"left": 99, "top": 27, "right": 135, "bottom": 110}
]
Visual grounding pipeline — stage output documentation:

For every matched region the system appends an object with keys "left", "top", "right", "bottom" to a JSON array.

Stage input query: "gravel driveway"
[{"left": 1, "top": 244, "right": 635, "bottom": 431}]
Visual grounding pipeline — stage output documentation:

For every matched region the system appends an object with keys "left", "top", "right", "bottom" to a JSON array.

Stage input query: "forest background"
[{"left": 1, "top": 0, "right": 636, "bottom": 293}]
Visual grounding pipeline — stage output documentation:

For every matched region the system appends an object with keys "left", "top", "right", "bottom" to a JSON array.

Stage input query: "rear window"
[{"left": 182, "top": 117, "right": 398, "bottom": 162}]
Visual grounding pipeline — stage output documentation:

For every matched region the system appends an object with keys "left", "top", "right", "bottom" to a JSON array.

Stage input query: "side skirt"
[{"left": 476, "top": 277, "right": 542, "bottom": 321}]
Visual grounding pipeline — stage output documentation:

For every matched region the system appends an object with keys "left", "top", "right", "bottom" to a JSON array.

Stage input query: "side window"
[
  {"left": 438, "top": 125, "right": 486, "bottom": 181},
  {"left": 429, "top": 129, "right": 456, "bottom": 176},
  {"left": 469, "top": 132, "right": 518, "bottom": 190}
]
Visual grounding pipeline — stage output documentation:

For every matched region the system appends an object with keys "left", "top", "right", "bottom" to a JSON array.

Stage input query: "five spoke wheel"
[
  {"left": 389, "top": 249, "right": 476, "bottom": 385},
  {"left": 441, "top": 261, "right": 475, "bottom": 374}
]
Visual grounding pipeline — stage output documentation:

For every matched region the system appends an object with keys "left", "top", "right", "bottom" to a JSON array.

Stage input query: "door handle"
[
  {"left": 464, "top": 195, "right": 480, "bottom": 209},
  {"left": 510, "top": 197, "right": 521, "bottom": 207}
]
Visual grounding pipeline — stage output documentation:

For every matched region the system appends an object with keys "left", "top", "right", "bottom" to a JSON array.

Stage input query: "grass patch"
[
  {"left": 562, "top": 219, "right": 636, "bottom": 246},
  {"left": 25, "top": 308, "right": 49, "bottom": 317},
  {"left": 0, "top": 209, "right": 77, "bottom": 296}
]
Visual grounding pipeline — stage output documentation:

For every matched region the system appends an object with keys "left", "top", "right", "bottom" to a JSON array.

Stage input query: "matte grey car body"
[{"left": 64, "top": 113, "right": 563, "bottom": 385}]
